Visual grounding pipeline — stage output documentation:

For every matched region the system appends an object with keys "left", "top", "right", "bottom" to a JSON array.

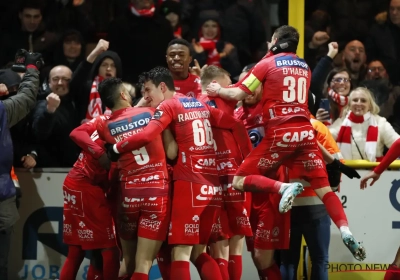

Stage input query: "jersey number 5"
[
  {"left": 132, "top": 146, "right": 150, "bottom": 165},
  {"left": 193, "top": 119, "right": 214, "bottom": 147},
  {"left": 283, "top": 76, "right": 307, "bottom": 104}
]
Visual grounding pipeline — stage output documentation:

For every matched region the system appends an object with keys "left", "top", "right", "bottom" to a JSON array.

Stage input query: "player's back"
[
  {"left": 98, "top": 107, "right": 169, "bottom": 196},
  {"left": 70, "top": 123, "right": 109, "bottom": 187},
  {"left": 255, "top": 53, "right": 311, "bottom": 125},
  {"left": 162, "top": 93, "right": 219, "bottom": 186}
]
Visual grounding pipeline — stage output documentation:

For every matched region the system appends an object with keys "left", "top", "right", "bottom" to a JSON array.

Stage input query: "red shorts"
[
  {"left": 63, "top": 175, "right": 116, "bottom": 250},
  {"left": 236, "top": 119, "right": 329, "bottom": 188},
  {"left": 245, "top": 192, "right": 290, "bottom": 251},
  {"left": 118, "top": 186, "right": 170, "bottom": 241},
  {"left": 168, "top": 180, "right": 222, "bottom": 245}
]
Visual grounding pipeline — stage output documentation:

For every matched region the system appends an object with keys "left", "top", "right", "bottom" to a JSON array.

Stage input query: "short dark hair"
[
  {"left": 98, "top": 77, "right": 124, "bottom": 109},
  {"left": 273, "top": 25, "right": 300, "bottom": 43},
  {"left": 200, "top": 66, "right": 230, "bottom": 90},
  {"left": 19, "top": 0, "right": 44, "bottom": 13},
  {"left": 167, "top": 38, "right": 193, "bottom": 55},
  {"left": 138, "top": 67, "right": 175, "bottom": 91}
]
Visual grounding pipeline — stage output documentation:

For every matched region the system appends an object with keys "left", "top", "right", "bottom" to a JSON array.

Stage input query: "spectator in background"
[
  {"left": 0, "top": 69, "right": 38, "bottom": 169},
  {"left": 304, "top": 10, "right": 331, "bottom": 70},
  {"left": 31, "top": 65, "right": 80, "bottom": 167},
  {"left": 360, "top": 60, "right": 400, "bottom": 132},
  {"left": 0, "top": 1, "right": 58, "bottom": 68},
  {"left": 69, "top": 39, "right": 122, "bottom": 123},
  {"left": 108, "top": 0, "right": 174, "bottom": 84},
  {"left": 341, "top": 40, "right": 367, "bottom": 88},
  {"left": 316, "top": 0, "right": 386, "bottom": 49},
  {"left": 365, "top": 0, "right": 400, "bottom": 86},
  {"left": 315, "top": 68, "right": 353, "bottom": 125},
  {"left": 192, "top": 10, "right": 241, "bottom": 77},
  {"left": 329, "top": 87, "right": 400, "bottom": 161},
  {"left": 159, "top": 0, "right": 187, "bottom": 39}
]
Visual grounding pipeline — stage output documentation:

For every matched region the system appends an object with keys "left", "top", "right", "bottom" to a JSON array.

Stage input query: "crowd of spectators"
[{"left": 1, "top": 0, "right": 400, "bottom": 169}]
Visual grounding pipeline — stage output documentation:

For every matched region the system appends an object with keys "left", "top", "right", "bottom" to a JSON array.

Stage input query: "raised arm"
[{"left": 70, "top": 120, "right": 105, "bottom": 159}]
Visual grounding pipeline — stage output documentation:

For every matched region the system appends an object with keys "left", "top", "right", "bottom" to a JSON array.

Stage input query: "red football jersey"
[
  {"left": 197, "top": 94, "right": 243, "bottom": 173},
  {"left": 234, "top": 102, "right": 265, "bottom": 148},
  {"left": 151, "top": 93, "right": 220, "bottom": 186},
  {"left": 174, "top": 73, "right": 202, "bottom": 98},
  {"left": 68, "top": 116, "right": 109, "bottom": 187},
  {"left": 239, "top": 52, "right": 311, "bottom": 126},
  {"left": 96, "top": 107, "right": 169, "bottom": 197}
]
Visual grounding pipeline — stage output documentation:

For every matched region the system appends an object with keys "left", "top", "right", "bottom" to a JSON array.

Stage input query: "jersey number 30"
[
  {"left": 283, "top": 76, "right": 307, "bottom": 103},
  {"left": 193, "top": 119, "right": 214, "bottom": 146}
]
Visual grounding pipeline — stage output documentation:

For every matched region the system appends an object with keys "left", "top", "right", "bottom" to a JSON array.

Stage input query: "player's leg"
[
  {"left": 210, "top": 240, "right": 230, "bottom": 280},
  {"left": 60, "top": 245, "right": 86, "bottom": 280},
  {"left": 119, "top": 239, "right": 137, "bottom": 277},
  {"left": 132, "top": 195, "right": 170, "bottom": 279},
  {"left": 171, "top": 245, "right": 194, "bottom": 280},
  {"left": 233, "top": 140, "right": 304, "bottom": 213},
  {"left": 228, "top": 235, "right": 245, "bottom": 280},
  {"left": 87, "top": 249, "right": 104, "bottom": 280},
  {"left": 156, "top": 243, "right": 172, "bottom": 280}
]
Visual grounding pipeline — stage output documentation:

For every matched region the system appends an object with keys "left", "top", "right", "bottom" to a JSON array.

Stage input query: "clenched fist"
[
  {"left": 46, "top": 93, "right": 61, "bottom": 113},
  {"left": 87, "top": 39, "right": 109, "bottom": 63},
  {"left": 0, "top": 84, "right": 9, "bottom": 96},
  {"left": 327, "top": 42, "right": 339, "bottom": 59}
]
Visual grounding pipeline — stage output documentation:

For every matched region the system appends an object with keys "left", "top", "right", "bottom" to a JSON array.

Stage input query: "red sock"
[
  {"left": 215, "top": 258, "right": 229, "bottom": 280},
  {"left": 87, "top": 264, "right": 104, "bottom": 280},
  {"left": 171, "top": 261, "right": 190, "bottom": 280},
  {"left": 322, "top": 192, "right": 348, "bottom": 228},
  {"left": 101, "top": 248, "right": 120, "bottom": 279},
  {"left": 157, "top": 245, "right": 171, "bottom": 280},
  {"left": 243, "top": 175, "right": 283, "bottom": 193},
  {"left": 195, "top": 253, "right": 223, "bottom": 280},
  {"left": 60, "top": 245, "right": 85, "bottom": 280},
  {"left": 261, "top": 263, "right": 282, "bottom": 280},
  {"left": 131, "top": 272, "right": 148, "bottom": 280},
  {"left": 228, "top": 255, "right": 242, "bottom": 280}
]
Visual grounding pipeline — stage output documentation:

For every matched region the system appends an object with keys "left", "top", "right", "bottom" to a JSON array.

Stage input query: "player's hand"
[
  {"left": 327, "top": 159, "right": 361, "bottom": 179},
  {"left": 189, "top": 59, "right": 206, "bottom": 77},
  {"left": 316, "top": 108, "right": 330, "bottom": 122},
  {"left": 46, "top": 93, "right": 61, "bottom": 113},
  {"left": 327, "top": 42, "right": 339, "bottom": 59},
  {"left": 309, "top": 31, "right": 330, "bottom": 49},
  {"left": 0, "top": 84, "right": 9, "bottom": 96},
  {"left": 98, "top": 152, "right": 111, "bottom": 170},
  {"left": 222, "top": 43, "right": 235, "bottom": 56},
  {"left": 105, "top": 143, "right": 120, "bottom": 162},
  {"left": 360, "top": 171, "right": 380, "bottom": 190},
  {"left": 21, "top": 154, "right": 36, "bottom": 169},
  {"left": 206, "top": 81, "right": 222, "bottom": 97},
  {"left": 87, "top": 39, "right": 109, "bottom": 63}
]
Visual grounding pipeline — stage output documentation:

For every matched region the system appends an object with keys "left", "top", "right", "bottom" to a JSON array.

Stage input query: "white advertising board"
[{"left": 8, "top": 169, "right": 400, "bottom": 279}]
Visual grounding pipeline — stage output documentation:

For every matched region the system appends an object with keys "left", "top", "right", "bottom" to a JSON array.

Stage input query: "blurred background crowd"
[{"left": 1, "top": 0, "right": 400, "bottom": 169}]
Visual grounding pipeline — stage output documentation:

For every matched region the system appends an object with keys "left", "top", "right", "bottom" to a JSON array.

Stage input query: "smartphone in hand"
[{"left": 320, "top": 98, "right": 330, "bottom": 112}]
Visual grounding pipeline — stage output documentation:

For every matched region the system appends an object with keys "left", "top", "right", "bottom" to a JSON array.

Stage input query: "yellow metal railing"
[
  {"left": 344, "top": 160, "right": 400, "bottom": 169},
  {"left": 288, "top": 0, "right": 305, "bottom": 58}
]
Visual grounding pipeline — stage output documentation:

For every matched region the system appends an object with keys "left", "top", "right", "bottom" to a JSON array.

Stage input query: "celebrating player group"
[{"left": 60, "top": 25, "right": 367, "bottom": 280}]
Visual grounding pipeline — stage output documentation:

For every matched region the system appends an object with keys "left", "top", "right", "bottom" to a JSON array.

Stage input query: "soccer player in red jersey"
[
  {"left": 166, "top": 39, "right": 202, "bottom": 98},
  {"left": 197, "top": 66, "right": 252, "bottom": 280},
  {"left": 206, "top": 25, "right": 366, "bottom": 262},
  {"left": 60, "top": 115, "right": 120, "bottom": 280},
  {"left": 361, "top": 138, "right": 400, "bottom": 280},
  {"left": 92, "top": 78, "right": 177, "bottom": 280},
  {"left": 106, "top": 67, "right": 252, "bottom": 280},
  {"left": 234, "top": 66, "right": 291, "bottom": 278}
]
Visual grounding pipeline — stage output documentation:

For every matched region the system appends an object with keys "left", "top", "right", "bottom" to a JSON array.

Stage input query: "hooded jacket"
[{"left": 69, "top": 51, "right": 122, "bottom": 121}]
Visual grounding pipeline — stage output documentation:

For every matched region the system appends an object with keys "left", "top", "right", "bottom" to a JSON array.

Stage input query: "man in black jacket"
[{"left": 0, "top": 50, "right": 41, "bottom": 280}]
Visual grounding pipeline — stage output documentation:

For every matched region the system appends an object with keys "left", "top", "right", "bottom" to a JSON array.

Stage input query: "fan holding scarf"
[{"left": 329, "top": 87, "right": 400, "bottom": 161}]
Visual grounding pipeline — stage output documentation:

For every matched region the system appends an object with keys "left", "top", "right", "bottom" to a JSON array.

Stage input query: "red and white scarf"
[
  {"left": 82, "top": 75, "right": 112, "bottom": 124},
  {"left": 336, "top": 111, "right": 379, "bottom": 161},
  {"left": 199, "top": 38, "right": 221, "bottom": 67},
  {"left": 130, "top": 3, "right": 155, "bottom": 17},
  {"left": 323, "top": 88, "right": 349, "bottom": 126}
]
